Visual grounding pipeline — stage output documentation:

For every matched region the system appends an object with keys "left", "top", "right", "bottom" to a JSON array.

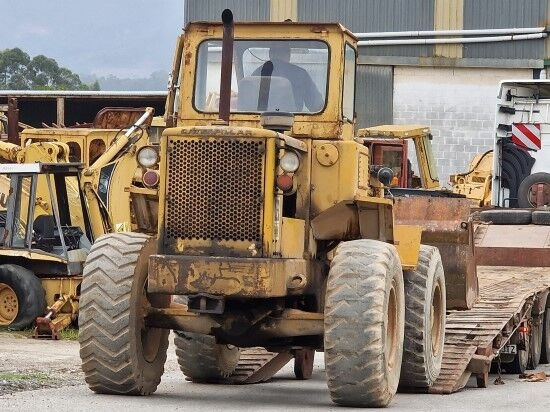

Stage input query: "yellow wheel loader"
[{"left": 78, "top": 10, "right": 453, "bottom": 407}]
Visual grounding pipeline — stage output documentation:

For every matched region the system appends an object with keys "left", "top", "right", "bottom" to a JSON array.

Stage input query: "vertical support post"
[
  {"left": 6, "top": 97, "right": 19, "bottom": 144},
  {"left": 56, "top": 97, "right": 65, "bottom": 126}
]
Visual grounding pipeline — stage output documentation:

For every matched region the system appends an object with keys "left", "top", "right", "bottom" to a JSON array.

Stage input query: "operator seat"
[
  {"left": 33, "top": 214, "right": 57, "bottom": 252},
  {"left": 237, "top": 76, "right": 296, "bottom": 112}
]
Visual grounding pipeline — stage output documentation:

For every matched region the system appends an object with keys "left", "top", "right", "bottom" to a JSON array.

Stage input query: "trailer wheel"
[
  {"left": 324, "top": 239, "right": 404, "bottom": 407},
  {"left": 518, "top": 173, "right": 550, "bottom": 208},
  {"left": 0, "top": 264, "right": 45, "bottom": 330},
  {"left": 174, "top": 332, "right": 240, "bottom": 381},
  {"left": 79, "top": 233, "right": 170, "bottom": 395},
  {"left": 479, "top": 209, "right": 531, "bottom": 225},
  {"left": 528, "top": 315, "right": 543, "bottom": 369},
  {"left": 540, "top": 307, "right": 550, "bottom": 364},
  {"left": 506, "top": 333, "right": 530, "bottom": 374},
  {"left": 399, "top": 245, "right": 446, "bottom": 388}
]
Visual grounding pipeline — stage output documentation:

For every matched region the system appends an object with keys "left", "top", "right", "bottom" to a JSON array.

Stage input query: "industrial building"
[{"left": 184, "top": 0, "right": 548, "bottom": 181}]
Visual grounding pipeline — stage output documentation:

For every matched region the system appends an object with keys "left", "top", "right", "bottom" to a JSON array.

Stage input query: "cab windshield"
[{"left": 194, "top": 40, "right": 329, "bottom": 114}]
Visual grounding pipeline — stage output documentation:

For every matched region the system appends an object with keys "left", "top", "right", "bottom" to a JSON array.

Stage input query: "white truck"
[{"left": 492, "top": 80, "right": 550, "bottom": 208}]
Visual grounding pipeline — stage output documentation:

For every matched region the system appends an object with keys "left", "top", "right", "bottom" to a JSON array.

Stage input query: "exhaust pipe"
[{"left": 219, "top": 9, "right": 234, "bottom": 123}]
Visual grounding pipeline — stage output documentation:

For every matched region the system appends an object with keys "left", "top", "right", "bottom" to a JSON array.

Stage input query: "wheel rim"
[
  {"left": 140, "top": 286, "right": 164, "bottom": 363},
  {"left": 0, "top": 283, "right": 18, "bottom": 325},
  {"left": 431, "top": 283, "right": 443, "bottom": 356},
  {"left": 386, "top": 279, "right": 398, "bottom": 371},
  {"left": 527, "top": 182, "right": 550, "bottom": 207}
]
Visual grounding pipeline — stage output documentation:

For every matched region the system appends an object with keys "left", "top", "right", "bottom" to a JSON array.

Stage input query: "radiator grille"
[{"left": 165, "top": 138, "right": 264, "bottom": 243}]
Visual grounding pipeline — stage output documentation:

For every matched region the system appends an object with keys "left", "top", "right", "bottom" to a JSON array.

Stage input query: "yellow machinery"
[
  {"left": 358, "top": 124, "right": 440, "bottom": 189},
  {"left": 450, "top": 151, "right": 493, "bottom": 206},
  {"left": 0, "top": 108, "right": 160, "bottom": 337},
  {"left": 78, "top": 11, "right": 451, "bottom": 407}
]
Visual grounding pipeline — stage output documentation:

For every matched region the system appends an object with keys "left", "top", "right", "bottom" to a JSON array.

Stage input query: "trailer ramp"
[{"left": 430, "top": 266, "right": 550, "bottom": 394}]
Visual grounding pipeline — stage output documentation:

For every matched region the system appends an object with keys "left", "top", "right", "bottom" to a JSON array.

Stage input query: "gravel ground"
[
  {"left": 2, "top": 331, "right": 550, "bottom": 411},
  {"left": 0, "top": 332, "right": 83, "bottom": 396}
]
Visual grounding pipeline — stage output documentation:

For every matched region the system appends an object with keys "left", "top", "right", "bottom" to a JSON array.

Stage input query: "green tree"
[
  {"left": 0, "top": 48, "right": 99, "bottom": 90},
  {"left": 0, "top": 48, "right": 32, "bottom": 89}
]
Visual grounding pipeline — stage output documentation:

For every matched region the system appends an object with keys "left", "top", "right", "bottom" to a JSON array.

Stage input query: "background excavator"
[{"left": 0, "top": 107, "right": 161, "bottom": 337}]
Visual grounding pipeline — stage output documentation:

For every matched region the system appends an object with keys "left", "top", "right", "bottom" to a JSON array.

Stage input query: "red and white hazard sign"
[{"left": 512, "top": 123, "right": 541, "bottom": 150}]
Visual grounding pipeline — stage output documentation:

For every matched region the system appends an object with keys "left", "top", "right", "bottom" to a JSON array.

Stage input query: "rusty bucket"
[{"left": 394, "top": 196, "right": 478, "bottom": 310}]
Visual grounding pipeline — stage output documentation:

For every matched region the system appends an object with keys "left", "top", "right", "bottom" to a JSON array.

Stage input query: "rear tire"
[
  {"left": 0, "top": 264, "right": 45, "bottom": 330},
  {"left": 528, "top": 315, "right": 543, "bottom": 369},
  {"left": 399, "top": 245, "right": 446, "bottom": 388},
  {"left": 173, "top": 332, "right": 240, "bottom": 382},
  {"left": 540, "top": 307, "right": 550, "bottom": 364},
  {"left": 79, "top": 233, "right": 170, "bottom": 395},
  {"left": 324, "top": 239, "right": 404, "bottom": 407}
]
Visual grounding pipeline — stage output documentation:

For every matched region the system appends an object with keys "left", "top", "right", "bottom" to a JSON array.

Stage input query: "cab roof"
[{"left": 185, "top": 20, "right": 357, "bottom": 41}]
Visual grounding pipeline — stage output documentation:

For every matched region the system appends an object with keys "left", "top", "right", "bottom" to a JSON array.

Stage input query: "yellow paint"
[
  {"left": 434, "top": 0, "right": 463, "bottom": 58},
  {"left": 310, "top": 140, "right": 370, "bottom": 216},
  {"left": 148, "top": 255, "right": 308, "bottom": 298},
  {"left": 280, "top": 217, "right": 305, "bottom": 258},
  {"left": 393, "top": 224, "right": 422, "bottom": 270},
  {"left": 0, "top": 249, "right": 66, "bottom": 263},
  {"left": 41, "top": 277, "right": 81, "bottom": 310}
]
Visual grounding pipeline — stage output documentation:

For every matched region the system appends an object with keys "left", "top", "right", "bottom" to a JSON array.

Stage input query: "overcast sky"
[{"left": 2, "top": 0, "right": 183, "bottom": 78}]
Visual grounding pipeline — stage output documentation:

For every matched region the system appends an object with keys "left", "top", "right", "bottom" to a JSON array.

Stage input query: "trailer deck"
[{"left": 431, "top": 265, "right": 550, "bottom": 394}]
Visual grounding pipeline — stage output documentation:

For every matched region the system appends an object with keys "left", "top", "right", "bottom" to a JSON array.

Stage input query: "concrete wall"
[{"left": 392, "top": 66, "right": 532, "bottom": 183}]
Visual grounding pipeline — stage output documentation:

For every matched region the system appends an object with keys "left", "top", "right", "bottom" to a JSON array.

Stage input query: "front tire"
[
  {"left": 324, "top": 240, "right": 405, "bottom": 407},
  {"left": 79, "top": 233, "right": 170, "bottom": 395},
  {"left": 400, "top": 245, "right": 446, "bottom": 388}
]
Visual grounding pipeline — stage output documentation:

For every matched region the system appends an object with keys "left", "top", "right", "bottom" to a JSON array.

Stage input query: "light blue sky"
[{"left": 2, "top": 0, "right": 183, "bottom": 78}]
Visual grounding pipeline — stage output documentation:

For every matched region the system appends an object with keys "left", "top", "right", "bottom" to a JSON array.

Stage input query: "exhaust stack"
[{"left": 219, "top": 9, "right": 234, "bottom": 123}]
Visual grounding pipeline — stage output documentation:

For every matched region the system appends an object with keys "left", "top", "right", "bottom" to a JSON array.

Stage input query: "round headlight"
[
  {"left": 280, "top": 151, "right": 300, "bottom": 173},
  {"left": 137, "top": 146, "right": 159, "bottom": 168}
]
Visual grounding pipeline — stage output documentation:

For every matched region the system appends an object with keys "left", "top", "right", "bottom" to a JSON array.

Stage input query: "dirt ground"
[{"left": 0, "top": 332, "right": 83, "bottom": 396}]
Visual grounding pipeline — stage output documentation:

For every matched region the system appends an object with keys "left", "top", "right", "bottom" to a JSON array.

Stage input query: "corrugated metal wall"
[
  {"left": 184, "top": 0, "right": 270, "bottom": 24},
  {"left": 297, "top": 0, "right": 435, "bottom": 57},
  {"left": 355, "top": 65, "right": 393, "bottom": 128},
  {"left": 463, "top": 0, "right": 546, "bottom": 59}
]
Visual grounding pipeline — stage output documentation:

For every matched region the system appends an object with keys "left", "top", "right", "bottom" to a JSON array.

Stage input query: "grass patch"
[
  {"left": 59, "top": 327, "right": 79, "bottom": 340},
  {"left": 0, "top": 371, "right": 50, "bottom": 383}
]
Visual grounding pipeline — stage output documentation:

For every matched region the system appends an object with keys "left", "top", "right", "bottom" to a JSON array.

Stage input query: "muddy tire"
[
  {"left": 79, "top": 233, "right": 170, "bottom": 395},
  {"left": 479, "top": 209, "right": 531, "bottom": 225},
  {"left": 540, "top": 308, "right": 550, "bottom": 364},
  {"left": 399, "top": 245, "right": 446, "bottom": 388},
  {"left": 0, "top": 264, "right": 45, "bottom": 330},
  {"left": 174, "top": 332, "right": 240, "bottom": 381},
  {"left": 324, "top": 239, "right": 405, "bottom": 407}
]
